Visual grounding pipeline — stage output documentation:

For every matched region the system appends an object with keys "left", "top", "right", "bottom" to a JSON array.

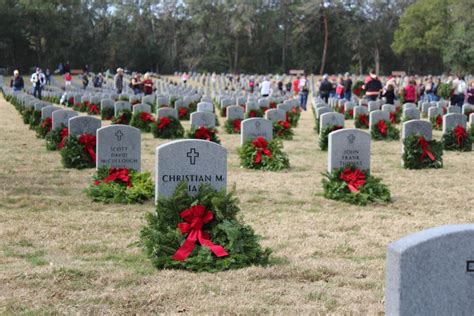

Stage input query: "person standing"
[
  {"left": 10, "top": 70, "right": 24, "bottom": 92},
  {"left": 292, "top": 76, "right": 300, "bottom": 96},
  {"left": 260, "top": 77, "right": 271, "bottom": 97},
  {"left": 64, "top": 72, "right": 72, "bottom": 87},
  {"left": 114, "top": 68, "right": 124, "bottom": 94},
  {"left": 319, "top": 74, "right": 332, "bottom": 103},
  {"left": 45, "top": 68, "right": 51, "bottom": 85},
  {"left": 249, "top": 76, "right": 255, "bottom": 93},
  {"left": 467, "top": 80, "right": 474, "bottom": 105},
  {"left": 403, "top": 79, "right": 417, "bottom": 103},
  {"left": 299, "top": 75, "right": 309, "bottom": 111},
  {"left": 30, "top": 68, "right": 46, "bottom": 99},
  {"left": 343, "top": 72, "right": 352, "bottom": 101},
  {"left": 82, "top": 73, "right": 89, "bottom": 90},
  {"left": 364, "top": 70, "right": 382, "bottom": 101},
  {"left": 142, "top": 73, "right": 154, "bottom": 95},
  {"left": 131, "top": 73, "right": 142, "bottom": 95},
  {"left": 453, "top": 75, "right": 467, "bottom": 106}
]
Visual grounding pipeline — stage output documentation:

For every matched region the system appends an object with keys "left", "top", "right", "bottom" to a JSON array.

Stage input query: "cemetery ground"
[{"left": 1, "top": 88, "right": 474, "bottom": 313}]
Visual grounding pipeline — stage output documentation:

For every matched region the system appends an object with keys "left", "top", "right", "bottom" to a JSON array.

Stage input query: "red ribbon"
[
  {"left": 79, "top": 134, "right": 96, "bottom": 162},
  {"left": 156, "top": 116, "right": 170, "bottom": 129},
  {"left": 95, "top": 168, "right": 132, "bottom": 187},
  {"left": 252, "top": 137, "right": 272, "bottom": 164},
  {"left": 68, "top": 97, "right": 74, "bottom": 105},
  {"left": 339, "top": 168, "right": 366, "bottom": 193},
  {"left": 172, "top": 205, "right": 229, "bottom": 261},
  {"left": 195, "top": 126, "right": 213, "bottom": 141},
  {"left": 141, "top": 112, "right": 156, "bottom": 123},
  {"left": 340, "top": 105, "right": 345, "bottom": 114},
  {"left": 41, "top": 117, "right": 52, "bottom": 132},
  {"left": 84, "top": 101, "right": 90, "bottom": 109},
  {"left": 269, "top": 102, "right": 277, "bottom": 108},
  {"left": 58, "top": 128, "right": 69, "bottom": 149},
  {"left": 349, "top": 109, "right": 354, "bottom": 118},
  {"left": 418, "top": 136, "right": 435, "bottom": 161},
  {"left": 178, "top": 107, "right": 188, "bottom": 118},
  {"left": 454, "top": 125, "right": 467, "bottom": 146},
  {"left": 232, "top": 119, "right": 241, "bottom": 132},
  {"left": 249, "top": 110, "right": 257, "bottom": 118},
  {"left": 376, "top": 120, "right": 388, "bottom": 137},
  {"left": 389, "top": 112, "right": 397, "bottom": 124},
  {"left": 435, "top": 115, "right": 442, "bottom": 128},
  {"left": 277, "top": 120, "right": 290, "bottom": 136},
  {"left": 358, "top": 114, "right": 369, "bottom": 127},
  {"left": 88, "top": 104, "right": 100, "bottom": 115}
]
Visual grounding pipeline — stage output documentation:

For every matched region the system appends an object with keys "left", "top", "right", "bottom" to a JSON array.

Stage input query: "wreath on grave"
[
  {"left": 273, "top": 120, "right": 293, "bottom": 140},
  {"left": 286, "top": 107, "right": 301, "bottom": 128},
  {"left": 21, "top": 108, "right": 34, "bottom": 125},
  {"left": 87, "top": 103, "right": 100, "bottom": 115},
  {"left": 45, "top": 125, "right": 69, "bottom": 151},
  {"left": 178, "top": 107, "right": 190, "bottom": 120},
  {"left": 28, "top": 110, "right": 42, "bottom": 129},
  {"left": 464, "top": 109, "right": 474, "bottom": 119},
  {"left": 389, "top": 112, "right": 401, "bottom": 124},
  {"left": 73, "top": 101, "right": 88, "bottom": 112},
  {"left": 321, "top": 166, "right": 391, "bottom": 206},
  {"left": 61, "top": 133, "right": 97, "bottom": 169},
  {"left": 140, "top": 182, "right": 271, "bottom": 272},
  {"left": 169, "top": 98, "right": 178, "bottom": 108},
  {"left": 187, "top": 126, "right": 220, "bottom": 144},
  {"left": 314, "top": 117, "right": 321, "bottom": 133},
  {"left": 239, "top": 137, "right": 290, "bottom": 171},
  {"left": 151, "top": 116, "right": 185, "bottom": 139},
  {"left": 189, "top": 101, "right": 198, "bottom": 113},
  {"left": 402, "top": 135, "right": 443, "bottom": 169},
  {"left": 36, "top": 117, "right": 52, "bottom": 139},
  {"left": 269, "top": 101, "right": 277, "bottom": 109},
  {"left": 245, "top": 109, "right": 264, "bottom": 118},
  {"left": 143, "top": 101, "right": 156, "bottom": 113},
  {"left": 430, "top": 114, "right": 443, "bottom": 130},
  {"left": 67, "top": 97, "right": 74, "bottom": 107},
  {"left": 354, "top": 113, "right": 369, "bottom": 129},
  {"left": 101, "top": 107, "right": 115, "bottom": 120},
  {"left": 371, "top": 120, "right": 400, "bottom": 141},
  {"left": 224, "top": 118, "right": 242, "bottom": 134},
  {"left": 442, "top": 125, "right": 472, "bottom": 152},
  {"left": 112, "top": 109, "right": 132, "bottom": 125},
  {"left": 85, "top": 167, "right": 154, "bottom": 203},
  {"left": 344, "top": 108, "right": 354, "bottom": 120},
  {"left": 131, "top": 112, "right": 156, "bottom": 132},
  {"left": 319, "top": 124, "right": 344, "bottom": 151},
  {"left": 352, "top": 81, "right": 365, "bottom": 97},
  {"left": 119, "top": 95, "right": 129, "bottom": 101}
]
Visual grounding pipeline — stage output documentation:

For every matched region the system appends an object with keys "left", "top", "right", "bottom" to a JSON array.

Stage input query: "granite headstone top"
[
  {"left": 197, "top": 102, "right": 214, "bottom": 113},
  {"left": 241, "top": 118, "right": 273, "bottom": 145},
  {"left": 190, "top": 111, "right": 216, "bottom": 128},
  {"left": 328, "top": 128, "right": 370, "bottom": 172},
  {"left": 114, "top": 101, "right": 132, "bottom": 116},
  {"left": 132, "top": 103, "right": 152, "bottom": 114},
  {"left": 52, "top": 110, "right": 78, "bottom": 130},
  {"left": 402, "top": 108, "right": 421, "bottom": 121},
  {"left": 226, "top": 105, "right": 244, "bottom": 121},
  {"left": 319, "top": 112, "right": 345, "bottom": 134},
  {"left": 265, "top": 108, "right": 287, "bottom": 122},
  {"left": 41, "top": 105, "right": 61, "bottom": 119},
  {"left": 369, "top": 110, "right": 390, "bottom": 131},
  {"left": 157, "top": 107, "right": 178, "bottom": 119},
  {"left": 96, "top": 125, "right": 141, "bottom": 172},
  {"left": 155, "top": 139, "right": 227, "bottom": 200},
  {"left": 443, "top": 113, "right": 466, "bottom": 134},
  {"left": 385, "top": 224, "right": 474, "bottom": 315},
  {"left": 402, "top": 120, "right": 432, "bottom": 140},
  {"left": 68, "top": 116, "right": 101, "bottom": 137}
]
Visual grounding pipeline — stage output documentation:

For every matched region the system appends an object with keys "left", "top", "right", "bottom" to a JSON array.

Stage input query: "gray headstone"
[
  {"left": 421, "top": 102, "right": 434, "bottom": 114},
  {"left": 316, "top": 107, "right": 333, "bottom": 119},
  {"left": 447, "top": 106, "right": 461, "bottom": 114},
  {"left": 353, "top": 106, "right": 369, "bottom": 119},
  {"left": 132, "top": 103, "right": 151, "bottom": 114},
  {"left": 157, "top": 107, "right": 178, "bottom": 119},
  {"left": 277, "top": 103, "right": 294, "bottom": 113},
  {"left": 403, "top": 103, "right": 417, "bottom": 111},
  {"left": 328, "top": 129, "right": 370, "bottom": 172},
  {"left": 68, "top": 116, "right": 101, "bottom": 137},
  {"left": 34, "top": 102, "right": 49, "bottom": 112},
  {"left": 52, "top": 110, "right": 78, "bottom": 130},
  {"left": 368, "top": 101, "right": 380, "bottom": 112},
  {"left": 402, "top": 108, "right": 421, "bottom": 121},
  {"left": 241, "top": 118, "right": 273, "bottom": 145},
  {"left": 114, "top": 101, "right": 132, "bottom": 116},
  {"left": 190, "top": 111, "right": 216, "bottom": 128},
  {"left": 246, "top": 101, "right": 259, "bottom": 113},
  {"left": 382, "top": 104, "right": 396, "bottom": 113},
  {"left": 369, "top": 110, "right": 390, "bottom": 131},
  {"left": 402, "top": 120, "right": 432, "bottom": 140},
  {"left": 226, "top": 105, "right": 244, "bottom": 121},
  {"left": 41, "top": 106, "right": 61, "bottom": 120},
  {"left": 265, "top": 109, "right": 286, "bottom": 123},
  {"left": 155, "top": 139, "right": 227, "bottom": 200},
  {"left": 96, "top": 125, "right": 141, "bottom": 172},
  {"left": 319, "top": 112, "right": 345, "bottom": 134},
  {"left": 443, "top": 113, "right": 466, "bottom": 134},
  {"left": 385, "top": 224, "right": 474, "bottom": 315},
  {"left": 101, "top": 99, "right": 114, "bottom": 110},
  {"left": 428, "top": 107, "right": 443, "bottom": 119},
  {"left": 157, "top": 96, "right": 169, "bottom": 107},
  {"left": 197, "top": 102, "right": 214, "bottom": 113}
]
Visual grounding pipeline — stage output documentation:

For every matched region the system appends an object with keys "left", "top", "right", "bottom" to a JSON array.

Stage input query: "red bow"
[
  {"left": 88, "top": 104, "right": 100, "bottom": 115},
  {"left": 358, "top": 114, "right": 369, "bottom": 127},
  {"left": 75, "top": 102, "right": 82, "bottom": 109},
  {"left": 418, "top": 136, "right": 435, "bottom": 161},
  {"left": 340, "top": 105, "right": 345, "bottom": 114},
  {"left": 68, "top": 97, "right": 74, "bottom": 105},
  {"left": 349, "top": 109, "right": 354, "bottom": 118},
  {"left": 41, "top": 117, "right": 52, "bottom": 132},
  {"left": 195, "top": 126, "right": 213, "bottom": 141},
  {"left": 157, "top": 116, "right": 170, "bottom": 129},
  {"left": 252, "top": 137, "right": 272, "bottom": 164},
  {"left": 58, "top": 128, "right": 69, "bottom": 149},
  {"left": 116, "top": 113, "right": 129, "bottom": 124},
  {"left": 178, "top": 107, "right": 188, "bottom": 118},
  {"left": 339, "top": 168, "right": 366, "bottom": 193},
  {"left": 389, "top": 112, "right": 397, "bottom": 124},
  {"left": 249, "top": 110, "right": 257, "bottom": 118},
  {"left": 172, "top": 205, "right": 229, "bottom": 261},
  {"left": 454, "top": 125, "right": 467, "bottom": 146},
  {"left": 95, "top": 168, "right": 132, "bottom": 187},
  {"left": 232, "top": 119, "right": 241, "bottom": 132},
  {"left": 141, "top": 112, "right": 155, "bottom": 123},
  {"left": 435, "top": 115, "right": 442, "bottom": 128},
  {"left": 269, "top": 102, "right": 277, "bottom": 108},
  {"left": 79, "top": 134, "right": 96, "bottom": 162},
  {"left": 84, "top": 101, "right": 90, "bottom": 109},
  {"left": 278, "top": 120, "right": 290, "bottom": 129},
  {"left": 376, "top": 120, "right": 388, "bottom": 137}
]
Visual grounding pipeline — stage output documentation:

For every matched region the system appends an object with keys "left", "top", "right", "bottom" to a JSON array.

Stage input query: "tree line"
[{"left": 0, "top": 0, "right": 471, "bottom": 75}]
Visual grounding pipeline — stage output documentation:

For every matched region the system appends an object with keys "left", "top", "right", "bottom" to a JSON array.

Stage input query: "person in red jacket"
[
  {"left": 364, "top": 69, "right": 382, "bottom": 101},
  {"left": 142, "top": 73, "right": 154, "bottom": 95},
  {"left": 293, "top": 76, "right": 300, "bottom": 96},
  {"left": 404, "top": 80, "right": 417, "bottom": 103}
]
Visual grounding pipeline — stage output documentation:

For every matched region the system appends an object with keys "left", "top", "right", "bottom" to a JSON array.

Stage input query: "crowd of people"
[{"left": 113, "top": 69, "right": 154, "bottom": 95}]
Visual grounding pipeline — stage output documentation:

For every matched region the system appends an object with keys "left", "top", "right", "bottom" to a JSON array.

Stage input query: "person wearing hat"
[
  {"left": 114, "top": 68, "right": 124, "bottom": 94},
  {"left": 364, "top": 69, "right": 382, "bottom": 101},
  {"left": 30, "top": 68, "right": 46, "bottom": 99},
  {"left": 319, "top": 74, "right": 332, "bottom": 103},
  {"left": 10, "top": 70, "right": 24, "bottom": 92},
  {"left": 343, "top": 72, "right": 352, "bottom": 101}
]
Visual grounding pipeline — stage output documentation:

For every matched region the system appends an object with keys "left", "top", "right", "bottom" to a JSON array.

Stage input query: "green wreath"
[
  {"left": 352, "top": 81, "right": 365, "bottom": 97},
  {"left": 45, "top": 125, "right": 68, "bottom": 151},
  {"left": 61, "top": 135, "right": 96, "bottom": 169},
  {"left": 287, "top": 108, "right": 301, "bottom": 128},
  {"left": 101, "top": 107, "right": 115, "bottom": 120},
  {"left": 140, "top": 182, "right": 271, "bottom": 272},
  {"left": 130, "top": 112, "right": 155, "bottom": 132},
  {"left": 442, "top": 126, "right": 472, "bottom": 152},
  {"left": 354, "top": 113, "right": 369, "bottom": 129},
  {"left": 28, "top": 110, "right": 42, "bottom": 129},
  {"left": 21, "top": 108, "right": 33, "bottom": 124},
  {"left": 430, "top": 115, "right": 443, "bottom": 131},
  {"left": 36, "top": 118, "right": 52, "bottom": 139},
  {"left": 245, "top": 109, "right": 264, "bottom": 119},
  {"left": 177, "top": 107, "right": 191, "bottom": 120},
  {"left": 371, "top": 120, "right": 400, "bottom": 141},
  {"left": 85, "top": 167, "right": 154, "bottom": 203},
  {"left": 319, "top": 124, "right": 343, "bottom": 151},
  {"left": 321, "top": 166, "right": 391, "bottom": 206},
  {"left": 187, "top": 126, "right": 220, "bottom": 144},
  {"left": 224, "top": 118, "right": 242, "bottom": 134},
  {"left": 402, "top": 135, "right": 443, "bottom": 169},
  {"left": 151, "top": 116, "right": 185, "bottom": 139},
  {"left": 112, "top": 109, "right": 132, "bottom": 125},
  {"left": 273, "top": 120, "right": 293, "bottom": 140},
  {"left": 239, "top": 137, "right": 290, "bottom": 171},
  {"left": 314, "top": 118, "right": 321, "bottom": 133}
]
